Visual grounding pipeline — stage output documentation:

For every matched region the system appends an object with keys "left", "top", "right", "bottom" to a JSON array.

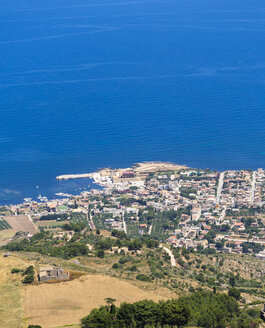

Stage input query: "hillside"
[
  {"left": 0, "top": 251, "right": 176, "bottom": 328},
  {"left": 23, "top": 274, "right": 170, "bottom": 327},
  {"left": 1, "top": 227, "right": 265, "bottom": 327},
  {"left": 0, "top": 253, "right": 30, "bottom": 327}
]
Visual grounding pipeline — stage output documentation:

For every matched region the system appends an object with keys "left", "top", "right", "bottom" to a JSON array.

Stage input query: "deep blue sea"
[{"left": 1, "top": 0, "right": 265, "bottom": 204}]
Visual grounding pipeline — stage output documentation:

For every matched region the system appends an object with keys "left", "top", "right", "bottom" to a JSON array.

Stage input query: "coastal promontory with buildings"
[
  {"left": 1, "top": 162, "right": 265, "bottom": 327},
  {"left": 2, "top": 161, "right": 265, "bottom": 257}
]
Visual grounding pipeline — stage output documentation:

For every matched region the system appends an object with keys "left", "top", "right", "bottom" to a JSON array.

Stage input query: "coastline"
[
  {"left": 56, "top": 161, "right": 187, "bottom": 181},
  {"left": 0, "top": 161, "right": 257, "bottom": 207},
  {"left": 1, "top": 162, "right": 187, "bottom": 207}
]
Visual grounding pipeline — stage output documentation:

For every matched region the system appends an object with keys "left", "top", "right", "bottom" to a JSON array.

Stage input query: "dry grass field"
[
  {"left": 23, "top": 274, "right": 170, "bottom": 328},
  {"left": 0, "top": 247, "right": 263, "bottom": 328},
  {"left": 0, "top": 229, "right": 17, "bottom": 245},
  {"left": 0, "top": 253, "right": 31, "bottom": 328},
  {"left": 133, "top": 162, "right": 187, "bottom": 173}
]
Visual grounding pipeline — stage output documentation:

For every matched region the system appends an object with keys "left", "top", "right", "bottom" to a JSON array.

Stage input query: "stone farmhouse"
[{"left": 38, "top": 266, "right": 69, "bottom": 282}]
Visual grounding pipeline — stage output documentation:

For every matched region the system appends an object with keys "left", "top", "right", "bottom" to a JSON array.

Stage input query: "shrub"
[
  {"left": 128, "top": 265, "right": 137, "bottom": 272},
  {"left": 111, "top": 230, "right": 127, "bottom": 239},
  {"left": 11, "top": 268, "right": 20, "bottom": 274},
  {"left": 228, "top": 288, "right": 241, "bottom": 300},
  {"left": 23, "top": 274, "right": 34, "bottom": 284},
  {"left": 154, "top": 271, "right": 164, "bottom": 279},
  {"left": 96, "top": 249, "right": 105, "bottom": 258},
  {"left": 22, "top": 265, "right": 34, "bottom": 276},
  {"left": 112, "top": 263, "right": 120, "bottom": 269},
  {"left": 136, "top": 274, "right": 151, "bottom": 282},
  {"left": 118, "top": 256, "right": 131, "bottom": 265},
  {"left": 178, "top": 258, "right": 185, "bottom": 266}
]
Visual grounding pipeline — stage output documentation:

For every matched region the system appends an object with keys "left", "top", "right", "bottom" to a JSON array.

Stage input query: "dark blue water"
[{"left": 1, "top": 0, "right": 265, "bottom": 204}]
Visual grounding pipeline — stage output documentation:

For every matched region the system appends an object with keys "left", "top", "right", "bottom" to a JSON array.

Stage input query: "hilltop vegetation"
[{"left": 81, "top": 291, "right": 262, "bottom": 328}]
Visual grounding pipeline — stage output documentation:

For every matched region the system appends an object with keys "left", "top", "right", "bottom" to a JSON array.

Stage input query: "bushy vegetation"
[
  {"left": 82, "top": 298, "right": 190, "bottom": 328},
  {"left": 242, "top": 242, "right": 264, "bottom": 254},
  {"left": 136, "top": 274, "right": 151, "bottom": 282},
  {"left": 180, "top": 187, "right": 197, "bottom": 200},
  {"left": 39, "top": 213, "right": 68, "bottom": 221},
  {"left": 11, "top": 265, "right": 35, "bottom": 284},
  {"left": 111, "top": 230, "right": 128, "bottom": 239},
  {"left": 228, "top": 288, "right": 241, "bottom": 300},
  {"left": 22, "top": 265, "right": 35, "bottom": 284},
  {"left": 81, "top": 291, "right": 259, "bottom": 328},
  {"left": 62, "top": 221, "right": 86, "bottom": 232},
  {"left": 2, "top": 231, "right": 88, "bottom": 259}
]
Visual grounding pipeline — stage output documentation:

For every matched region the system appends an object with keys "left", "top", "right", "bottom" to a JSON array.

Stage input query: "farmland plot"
[{"left": 5, "top": 215, "right": 37, "bottom": 235}]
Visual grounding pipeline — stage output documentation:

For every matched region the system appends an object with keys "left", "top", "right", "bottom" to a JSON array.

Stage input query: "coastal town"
[{"left": 1, "top": 162, "right": 265, "bottom": 259}]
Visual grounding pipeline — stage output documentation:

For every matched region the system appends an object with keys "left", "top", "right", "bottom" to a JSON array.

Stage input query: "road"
[
  {"left": 148, "top": 224, "right": 153, "bottom": 235},
  {"left": 161, "top": 245, "right": 176, "bottom": 267},
  {"left": 217, "top": 206, "right": 226, "bottom": 225},
  {"left": 226, "top": 237, "right": 265, "bottom": 245},
  {"left": 216, "top": 172, "right": 224, "bottom": 204},
  {"left": 88, "top": 208, "right": 96, "bottom": 230},
  {"left": 89, "top": 219, "right": 96, "bottom": 231},
  {"left": 122, "top": 216, "right": 127, "bottom": 234},
  {"left": 250, "top": 171, "right": 256, "bottom": 204}
]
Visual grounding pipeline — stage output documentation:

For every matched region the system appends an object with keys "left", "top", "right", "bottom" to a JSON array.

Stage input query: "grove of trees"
[{"left": 80, "top": 291, "right": 258, "bottom": 328}]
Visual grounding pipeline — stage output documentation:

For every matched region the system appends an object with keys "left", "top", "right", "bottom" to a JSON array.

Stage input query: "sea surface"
[{"left": 1, "top": 0, "right": 265, "bottom": 204}]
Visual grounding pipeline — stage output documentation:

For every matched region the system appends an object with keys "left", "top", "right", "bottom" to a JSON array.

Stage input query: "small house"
[{"left": 38, "top": 266, "right": 69, "bottom": 282}]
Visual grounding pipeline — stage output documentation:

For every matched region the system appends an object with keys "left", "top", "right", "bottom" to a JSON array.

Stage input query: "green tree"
[
  {"left": 179, "top": 291, "right": 239, "bottom": 328},
  {"left": 96, "top": 249, "right": 105, "bottom": 258},
  {"left": 136, "top": 274, "right": 151, "bottom": 282},
  {"left": 230, "top": 310, "right": 261, "bottom": 328},
  {"left": 128, "top": 239, "right": 142, "bottom": 251},
  {"left": 116, "top": 303, "right": 136, "bottom": 328},
  {"left": 164, "top": 301, "right": 190, "bottom": 328},
  {"left": 23, "top": 265, "right": 34, "bottom": 276},
  {"left": 105, "top": 298, "right": 116, "bottom": 305},
  {"left": 133, "top": 300, "right": 158, "bottom": 328},
  {"left": 110, "top": 304, "right": 116, "bottom": 315},
  {"left": 228, "top": 288, "right": 241, "bottom": 300},
  {"left": 22, "top": 274, "right": 34, "bottom": 284},
  {"left": 81, "top": 306, "right": 114, "bottom": 328},
  {"left": 229, "top": 276, "right": 236, "bottom": 287}
]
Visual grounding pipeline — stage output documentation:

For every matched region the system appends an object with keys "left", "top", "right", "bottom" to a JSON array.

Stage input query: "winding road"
[{"left": 161, "top": 245, "right": 176, "bottom": 267}]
